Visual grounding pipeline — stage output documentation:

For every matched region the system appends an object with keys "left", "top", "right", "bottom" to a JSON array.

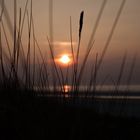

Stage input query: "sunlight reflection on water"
[
  {"left": 63, "top": 85, "right": 71, "bottom": 93},
  {"left": 34, "top": 85, "right": 140, "bottom": 93},
  {"left": 62, "top": 85, "right": 140, "bottom": 92}
]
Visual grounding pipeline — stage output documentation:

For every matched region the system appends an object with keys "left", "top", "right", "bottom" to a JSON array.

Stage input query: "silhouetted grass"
[
  {"left": 0, "top": 0, "right": 130, "bottom": 94},
  {"left": 97, "top": 0, "right": 126, "bottom": 70},
  {"left": 0, "top": 0, "right": 138, "bottom": 107}
]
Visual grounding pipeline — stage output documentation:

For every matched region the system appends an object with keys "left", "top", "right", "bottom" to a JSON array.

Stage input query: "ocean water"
[
  {"left": 34, "top": 85, "right": 140, "bottom": 92},
  {"left": 34, "top": 85, "right": 140, "bottom": 118}
]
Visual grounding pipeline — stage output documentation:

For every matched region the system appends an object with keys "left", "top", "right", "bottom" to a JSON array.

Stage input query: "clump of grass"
[{"left": 0, "top": 0, "right": 137, "bottom": 108}]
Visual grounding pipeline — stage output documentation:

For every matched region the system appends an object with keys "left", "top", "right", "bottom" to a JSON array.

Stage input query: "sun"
[{"left": 59, "top": 55, "right": 71, "bottom": 64}]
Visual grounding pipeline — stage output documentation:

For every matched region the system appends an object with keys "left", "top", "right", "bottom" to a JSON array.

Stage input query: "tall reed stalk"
[
  {"left": 97, "top": 0, "right": 126, "bottom": 70},
  {"left": 26, "top": 0, "right": 32, "bottom": 88},
  {"left": 0, "top": 0, "right": 137, "bottom": 100},
  {"left": 115, "top": 52, "right": 127, "bottom": 92},
  {"left": 126, "top": 54, "right": 137, "bottom": 91},
  {"left": 74, "top": 11, "right": 84, "bottom": 92}
]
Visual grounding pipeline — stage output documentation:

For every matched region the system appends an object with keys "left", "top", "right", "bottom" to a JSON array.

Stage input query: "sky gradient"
[{"left": 1, "top": 0, "right": 140, "bottom": 84}]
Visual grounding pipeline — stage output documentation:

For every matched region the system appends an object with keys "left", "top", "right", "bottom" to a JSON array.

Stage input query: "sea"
[{"left": 34, "top": 85, "right": 140, "bottom": 118}]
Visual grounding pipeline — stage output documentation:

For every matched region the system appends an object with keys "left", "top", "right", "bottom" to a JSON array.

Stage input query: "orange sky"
[{"left": 1, "top": 0, "right": 140, "bottom": 84}]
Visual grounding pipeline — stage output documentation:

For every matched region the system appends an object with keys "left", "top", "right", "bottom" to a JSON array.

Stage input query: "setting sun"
[{"left": 59, "top": 55, "right": 71, "bottom": 64}]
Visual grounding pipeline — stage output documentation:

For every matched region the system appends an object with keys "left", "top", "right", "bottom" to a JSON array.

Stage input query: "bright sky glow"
[{"left": 59, "top": 55, "right": 71, "bottom": 64}]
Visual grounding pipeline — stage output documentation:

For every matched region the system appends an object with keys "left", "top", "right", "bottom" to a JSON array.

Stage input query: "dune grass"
[
  {"left": 0, "top": 0, "right": 137, "bottom": 99},
  {"left": 0, "top": 2, "right": 140, "bottom": 140}
]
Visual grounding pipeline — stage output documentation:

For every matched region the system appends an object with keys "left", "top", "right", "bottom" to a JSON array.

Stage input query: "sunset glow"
[{"left": 59, "top": 55, "right": 71, "bottom": 65}]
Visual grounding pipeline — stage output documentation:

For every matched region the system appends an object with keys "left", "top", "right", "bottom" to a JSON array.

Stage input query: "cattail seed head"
[{"left": 79, "top": 11, "right": 84, "bottom": 39}]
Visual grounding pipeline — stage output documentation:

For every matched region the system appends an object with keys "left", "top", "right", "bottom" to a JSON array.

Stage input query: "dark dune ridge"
[{"left": 1, "top": 90, "right": 140, "bottom": 140}]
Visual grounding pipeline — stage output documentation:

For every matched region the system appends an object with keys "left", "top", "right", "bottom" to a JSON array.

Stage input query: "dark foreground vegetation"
[
  {"left": 1, "top": 90, "right": 140, "bottom": 140},
  {"left": 0, "top": 0, "right": 140, "bottom": 139}
]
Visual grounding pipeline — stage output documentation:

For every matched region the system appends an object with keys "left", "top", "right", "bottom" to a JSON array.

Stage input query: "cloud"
[{"left": 53, "top": 41, "right": 77, "bottom": 47}]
